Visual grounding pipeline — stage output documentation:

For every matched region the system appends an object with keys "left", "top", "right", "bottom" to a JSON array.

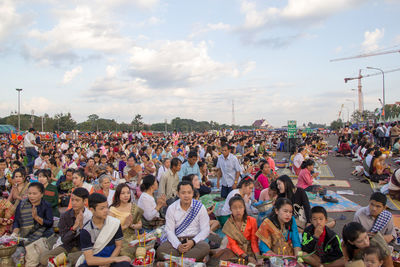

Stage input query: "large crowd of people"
[{"left": 0, "top": 124, "right": 399, "bottom": 267}]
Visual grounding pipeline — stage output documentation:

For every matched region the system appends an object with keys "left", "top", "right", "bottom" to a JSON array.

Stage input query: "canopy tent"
[{"left": 0, "top": 125, "right": 17, "bottom": 134}]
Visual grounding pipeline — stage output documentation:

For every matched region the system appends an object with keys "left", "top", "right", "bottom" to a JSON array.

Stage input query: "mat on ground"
[
  {"left": 277, "top": 164, "right": 335, "bottom": 178},
  {"left": 291, "top": 179, "right": 351, "bottom": 188},
  {"left": 308, "top": 190, "right": 362, "bottom": 212}
]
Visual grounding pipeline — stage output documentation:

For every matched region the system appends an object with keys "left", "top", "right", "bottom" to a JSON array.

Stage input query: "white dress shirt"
[
  {"left": 138, "top": 192, "right": 160, "bottom": 221},
  {"left": 165, "top": 199, "right": 210, "bottom": 249}
]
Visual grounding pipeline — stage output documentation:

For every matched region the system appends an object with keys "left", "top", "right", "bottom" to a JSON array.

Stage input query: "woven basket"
[{"left": 0, "top": 245, "right": 17, "bottom": 259}]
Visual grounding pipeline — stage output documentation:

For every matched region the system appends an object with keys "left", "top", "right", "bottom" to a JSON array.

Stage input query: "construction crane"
[
  {"left": 330, "top": 48, "right": 400, "bottom": 62},
  {"left": 338, "top": 104, "right": 344, "bottom": 120},
  {"left": 344, "top": 67, "right": 400, "bottom": 113}
]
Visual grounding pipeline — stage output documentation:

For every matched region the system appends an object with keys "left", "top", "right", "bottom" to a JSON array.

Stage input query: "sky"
[{"left": 1, "top": 0, "right": 400, "bottom": 127}]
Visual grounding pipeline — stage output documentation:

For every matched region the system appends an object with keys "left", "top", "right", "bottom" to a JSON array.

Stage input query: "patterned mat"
[
  {"left": 308, "top": 190, "right": 362, "bottom": 212},
  {"left": 277, "top": 164, "right": 335, "bottom": 178},
  {"left": 292, "top": 179, "right": 351, "bottom": 188}
]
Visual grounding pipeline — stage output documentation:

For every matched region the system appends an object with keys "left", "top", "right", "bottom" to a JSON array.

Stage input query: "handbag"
[
  {"left": 293, "top": 203, "right": 307, "bottom": 230},
  {"left": 25, "top": 237, "right": 50, "bottom": 267},
  {"left": 60, "top": 195, "right": 70, "bottom": 207}
]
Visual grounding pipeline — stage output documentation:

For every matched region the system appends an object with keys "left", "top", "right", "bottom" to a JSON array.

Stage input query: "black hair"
[
  {"left": 182, "top": 174, "right": 196, "bottom": 183},
  {"left": 193, "top": 189, "right": 200, "bottom": 199},
  {"left": 37, "top": 169, "right": 51, "bottom": 182},
  {"left": 269, "top": 180, "right": 278, "bottom": 193},
  {"left": 197, "top": 161, "right": 206, "bottom": 169},
  {"left": 342, "top": 222, "right": 367, "bottom": 260},
  {"left": 13, "top": 167, "right": 26, "bottom": 180},
  {"left": 65, "top": 168, "right": 74, "bottom": 174},
  {"left": 277, "top": 175, "right": 296, "bottom": 201},
  {"left": 111, "top": 183, "right": 131, "bottom": 207},
  {"left": 72, "top": 187, "right": 89, "bottom": 199},
  {"left": 188, "top": 151, "right": 197, "bottom": 159},
  {"left": 237, "top": 176, "right": 254, "bottom": 188},
  {"left": 49, "top": 157, "right": 57, "bottom": 166},
  {"left": 73, "top": 168, "right": 86, "bottom": 180},
  {"left": 370, "top": 191, "right": 387, "bottom": 206},
  {"left": 141, "top": 154, "right": 150, "bottom": 161},
  {"left": 28, "top": 182, "right": 44, "bottom": 194},
  {"left": 140, "top": 175, "right": 156, "bottom": 192},
  {"left": 363, "top": 246, "right": 385, "bottom": 261},
  {"left": 177, "top": 180, "right": 194, "bottom": 192},
  {"left": 229, "top": 195, "right": 248, "bottom": 220},
  {"left": 268, "top": 198, "right": 293, "bottom": 230},
  {"left": 89, "top": 193, "right": 108, "bottom": 209},
  {"left": 29, "top": 128, "right": 35, "bottom": 132},
  {"left": 0, "top": 159, "right": 5, "bottom": 164},
  {"left": 311, "top": 206, "right": 327, "bottom": 219},
  {"left": 171, "top": 158, "right": 182, "bottom": 168},
  {"left": 301, "top": 159, "right": 314, "bottom": 169}
]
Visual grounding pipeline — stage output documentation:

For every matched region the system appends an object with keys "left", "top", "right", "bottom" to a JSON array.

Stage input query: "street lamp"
[
  {"left": 16, "top": 88, "right": 22, "bottom": 132},
  {"left": 367, "top": 66, "right": 385, "bottom": 120}
]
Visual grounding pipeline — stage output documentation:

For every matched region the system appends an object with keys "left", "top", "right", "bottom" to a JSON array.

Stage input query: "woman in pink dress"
[
  {"left": 297, "top": 159, "right": 319, "bottom": 191},
  {"left": 254, "top": 161, "right": 277, "bottom": 200}
]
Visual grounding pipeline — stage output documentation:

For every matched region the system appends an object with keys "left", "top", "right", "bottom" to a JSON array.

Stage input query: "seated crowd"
[{"left": 0, "top": 128, "right": 398, "bottom": 267}]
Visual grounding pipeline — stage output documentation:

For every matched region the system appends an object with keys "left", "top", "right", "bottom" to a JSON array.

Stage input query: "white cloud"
[
  {"left": 25, "top": 5, "right": 133, "bottom": 65},
  {"left": 362, "top": 28, "right": 384, "bottom": 52},
  {"left": 240, "top": 0, "right": 364, "bottom": 29},
  {"left": 128, "top": 40, "right": 240, "bottom": 87},
  {"left": 63, "top": 66, "right": 83, "bottom": 84},
  {"left": 106, "top": 65, "right": 119, "bottom": 78},
  {"left": 0, "top": 0, "right": 23, "bottom": 42},
  {"left": 189, "top": 22, "right": 231, "bottom": 38}
]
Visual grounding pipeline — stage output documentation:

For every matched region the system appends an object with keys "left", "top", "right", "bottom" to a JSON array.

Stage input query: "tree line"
[{"left": 0, "top": 113, "right": 254, "bottom": 132}]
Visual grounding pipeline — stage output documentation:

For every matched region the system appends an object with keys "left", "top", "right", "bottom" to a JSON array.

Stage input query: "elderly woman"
[
  {"left": 0, "top": 188, "right": 14, "bottom": 235},
  {"left": 95, "top": 174, "right": 115, "bottom": 206},
  {"left": 12, "top": 182, "right": 54, "bottom": 245}
]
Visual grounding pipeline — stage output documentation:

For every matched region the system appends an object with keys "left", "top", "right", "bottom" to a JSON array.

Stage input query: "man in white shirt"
[
  {"left": 24, "top": 128, "right": 38, "bottom": 174},
  {"left": 156, "top": 181, "right": 210, "bottom": 262},
  {"left": 216, "top": 144, "right": 241, "bottom": 198}
]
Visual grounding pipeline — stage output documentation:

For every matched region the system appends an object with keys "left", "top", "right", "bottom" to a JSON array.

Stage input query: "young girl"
[
  {"left": 106, "top": 163, "right": 120, "bottom": 187},
  {"left": 256, "top": 198, "right": 301, "bottom": 256},
  {"left": 215, "top": 195, "right": 261, "bottom": 265},
  {"left": 109, "top": 183, "right": 143, "bottom": 256},
  {"left": 37, "top": 169, "right": 59, "bottom": 217},
  {"left": 254, "top": 161, "right": 277, "bottom": 200},
  {"left": 219, "top": 177, "right": 254, "bottom": 226},
  {"left": 277, "top": 175, "right": 311, "bottom": 230},
  {"left": 342, "top": 222, "right": 393, "bottom": 267},
  {"left": 67, "top": 169, "right": 94, "bottom": 209},
  {"left": 363, "top": 246, "right": 384, "bottom": 267}
]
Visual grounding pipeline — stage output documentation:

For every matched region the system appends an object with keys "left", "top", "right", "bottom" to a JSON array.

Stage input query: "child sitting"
[
  {"left": 301, "top": 206, "right": 344, "bottom": 267},
  {"left": 363, "top": 246, "right": 384, "bottom": 267}
]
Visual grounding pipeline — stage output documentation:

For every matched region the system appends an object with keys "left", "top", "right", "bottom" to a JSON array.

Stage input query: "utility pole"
[
  {"left": 367, "top": 67, "right": 385, "bottom": 120},
  {"left": 16, "top": 88, "right": 22, "bottom": 132},
  {"left": 41, "top": 116, "right": 44, "bottom": 132},
  {"left": 164, "top": 119, "right": 167, "bottom": 133}
]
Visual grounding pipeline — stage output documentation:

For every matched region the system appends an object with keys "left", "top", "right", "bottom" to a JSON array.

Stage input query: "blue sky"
[{"left": 1, "top": 0, "right": 399, "bottom": 127}]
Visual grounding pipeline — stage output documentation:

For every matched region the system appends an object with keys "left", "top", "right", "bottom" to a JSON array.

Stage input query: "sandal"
[{"left": 323, "top": 196, "right": 339, "bottom": 203}]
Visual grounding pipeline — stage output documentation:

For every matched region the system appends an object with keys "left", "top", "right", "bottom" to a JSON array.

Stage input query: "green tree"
[
  {"left": 54, "top": 113, "right": 76, "bottom": 131},
  {"left": 131, "top": 114, "right": 144, "bottom": 131},
  {"left": 330, "top": 119, "right": 343, "bottom": 130}
]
